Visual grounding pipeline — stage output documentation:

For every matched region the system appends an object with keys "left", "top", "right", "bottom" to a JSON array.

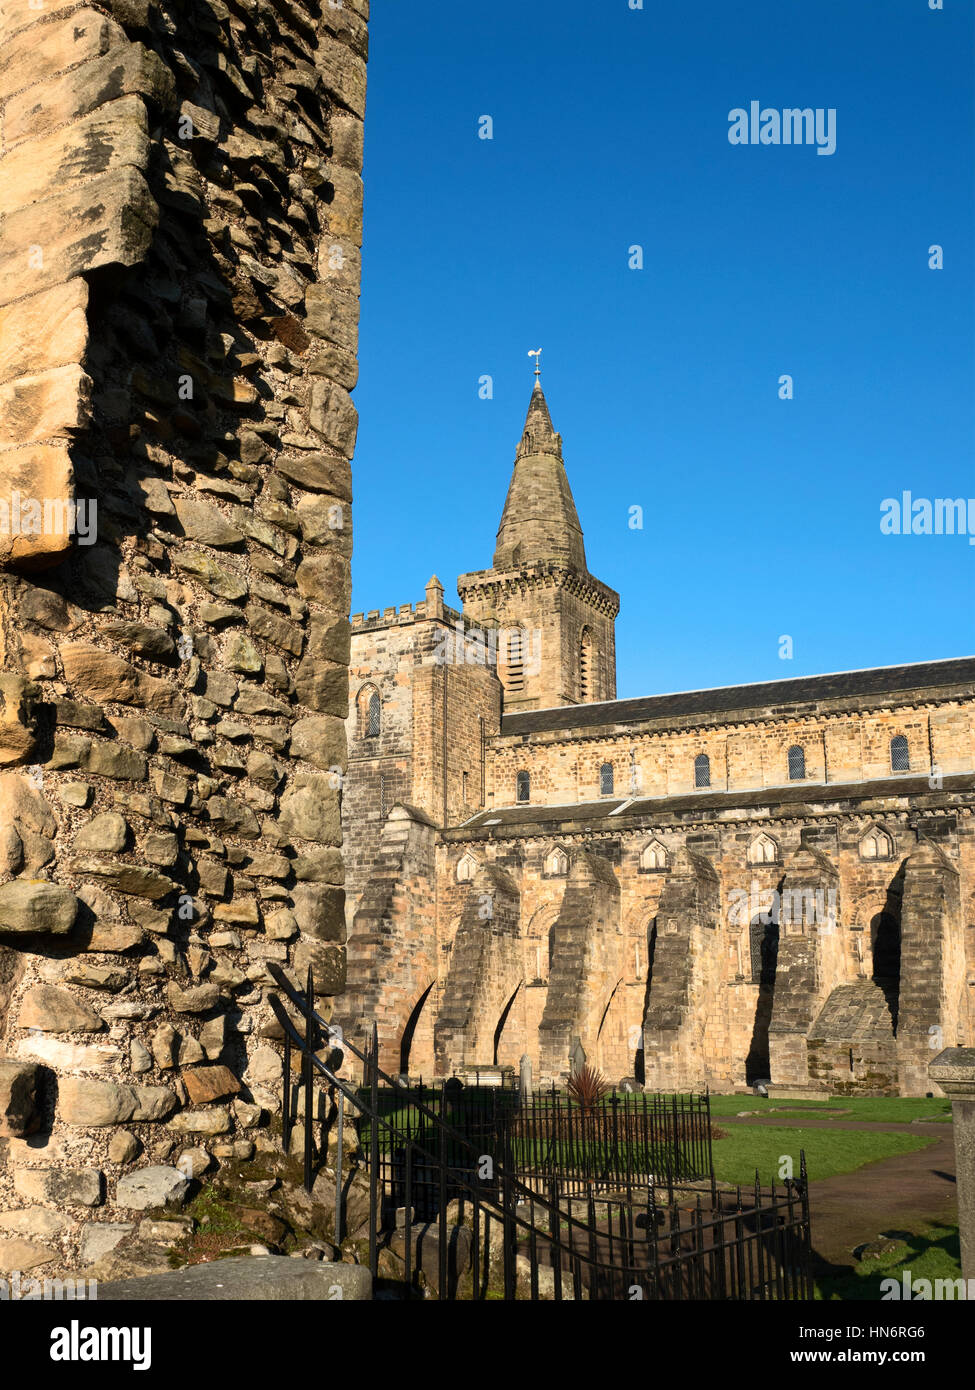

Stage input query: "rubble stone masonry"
[{"left": 0, "top": 0, "right": 366, "bottom": 1275}]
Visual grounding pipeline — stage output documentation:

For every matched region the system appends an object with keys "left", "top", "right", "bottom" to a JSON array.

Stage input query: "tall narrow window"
[
  {"left": 368, "top": 692, "right": 381, "bottom": 738},
  {"left": 516, "top": 770, "right": 530, "bottom": 803},
  {"left": 379, "top": 771, "right": 387, "bottom": 818},
  {"left": 462, "top": 771, "right": 469, "bottom": 805},
  {"left": 580, "top": 627, "right": 593, "bottom": 701},
  {"left": 599, "top": 762, "right": 614, "bottom": 795},
  {"left": 890, "top": 735, "right": 910, "bottom": 772},
  {"left": 694, "top": 753, "right": 711, "bottom": 788},
  {"left": 787, "top": 745, "right": 805, "bottom": 781},
  {"left": 506, "top": 629, "right": 525, "bottom": 693}
]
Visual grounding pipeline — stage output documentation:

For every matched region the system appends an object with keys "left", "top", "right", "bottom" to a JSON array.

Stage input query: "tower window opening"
[
  {"left": 580, "top": 628, "right": 593, "bottom": 701},
  {"left": 516, "top": 770, "right": 530, "bottom": 803},
  {"left": 694, "top": 753, "right": 711, "bottom": 789},
  {"left": 890, "top": 735, "right": 910, "bottom": 772},
  {"left": 599, "top": 762, "right": 614, "bottom": 796},
  {"left": 506, "top": 629, "right": 526, "bottom": 693}
]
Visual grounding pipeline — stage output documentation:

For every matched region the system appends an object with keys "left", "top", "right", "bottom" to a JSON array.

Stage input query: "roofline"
[{"left": 501, "top": 655, "right": 975, "bottom": 720}]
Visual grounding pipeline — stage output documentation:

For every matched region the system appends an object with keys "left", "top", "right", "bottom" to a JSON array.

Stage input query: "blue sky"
[{"left": 351, "top": 0, "right": 973, "bottom": 699}]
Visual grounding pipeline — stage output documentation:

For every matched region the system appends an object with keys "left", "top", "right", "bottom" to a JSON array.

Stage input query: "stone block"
[
  {"left": 0, "top": 166, "right": 157, "bottom": 307},
  {"left": 0, "top": 280, "right": 87, "bottom": 386},
  {"left": 3, "top": 44, "right": 174, "bottom": 147},
  {"left": 0, "top": 879, "right": 78, "bottom": 934},
  {"left": 0, "top": 1058, "right": 42, "bottom": 1136},
  {"left": 0, "top": 8, "right": 127, "bottom": 100}
]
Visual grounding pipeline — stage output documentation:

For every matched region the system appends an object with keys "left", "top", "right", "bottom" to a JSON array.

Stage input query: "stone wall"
[{"left": 0, "top": 0, "right": 366, "bottom": 1276}]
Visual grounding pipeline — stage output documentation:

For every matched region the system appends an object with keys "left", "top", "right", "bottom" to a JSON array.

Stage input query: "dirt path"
[{"left": 718, "top": 1117, "right": 958, "bottom": 1273}]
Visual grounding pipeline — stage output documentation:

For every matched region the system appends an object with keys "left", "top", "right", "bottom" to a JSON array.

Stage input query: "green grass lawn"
[
  {"left": 708, "top": 1093, "right": 952, "bottom": 1124},
  {"left": 816, "top": 1223, "right": 962, "bottom": 1300},
  {"left": 710, "top": 1123, "right": 937, "bottom": 1187}
]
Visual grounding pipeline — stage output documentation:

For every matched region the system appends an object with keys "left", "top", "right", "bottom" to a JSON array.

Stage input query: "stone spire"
[{"left": 493, "top": 381, "right": 586, "bottom": 572}]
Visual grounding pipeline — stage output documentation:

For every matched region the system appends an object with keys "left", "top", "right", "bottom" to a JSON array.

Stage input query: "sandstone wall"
[
  {"left": 485, "top": 698, "right": 974, "bottom": 808},
  {"left": 0, "top": 0, "right": 366, "bottom": 1275}
]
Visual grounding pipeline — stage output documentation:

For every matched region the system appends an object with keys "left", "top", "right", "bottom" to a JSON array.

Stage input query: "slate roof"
[{"left": 500, "top": 657, "right": 975, "bottom": 737}]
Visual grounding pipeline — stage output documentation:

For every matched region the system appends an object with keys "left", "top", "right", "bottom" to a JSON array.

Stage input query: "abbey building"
[{"left": 338, "top": 380, "right": 975, "bottom": 1097}]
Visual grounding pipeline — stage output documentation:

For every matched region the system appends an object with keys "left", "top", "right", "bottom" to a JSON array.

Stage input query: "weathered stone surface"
[
  {"left": 0, "top": 167, "right": 157, "bottom": 306},
  {"left": 19, "top": 985, "right": 104, "bottom": 1033},
  {"left": 0, "top": 95, "right": 149, "bottom": 216},
  {"left": 292, "top": 884, "right": 344, "bottom": 942},
  {"left": 0, "top": 281, "right": 87, "bottom": 386},
  {"left": 172, "top": 549, "right": 248, "bottom": 599},
  {"left": 115, "top": 1166, "right": 189, "bottom": 1211},
  {"left": 0, "top": 444, "right": 75, "bottom": 571},
  {"left": 102, "top": 622, "right": 175, "bottom": 661},
  {"left": 59, "top": 1077, "right": 176, "bottom": 1126},
  {"left": 274, "top": 451, "right": 352, "bottom": 498},
  {"left": 0, "top": 1058, "right": 41, "bottom": 1137},
  {"left": 14, "top": 1167, "right": 103, "bottom": 1207},
  {"left": 108, "top": 1130, "right": 140, "bottom": 1164},
  {"left": 0, "top": 880, "right": 78, "bottom": 935},
  {"left": 0, "top": 674, "right": 40, "bottom": 762},
  {"left": 80, "top": 1221, "right": 135, "bottom": 1264},
  {"left": 0, "top": 1207, "right": 70, "bottom": 1238},
  {"left": 0, "top": 1237, "right": 55, "bottom": 1272},
  {"left": 308, "top": 381, "right": 358, "bottom": 455},
  {"left": 173, "top": 497, "right": 244, "bottom": 548},
  {"left": 278, "top": 774, "right": 341, "bottom": 844},
  {"left": 59, "top": 644, "right": 180, "bottom": 715},
  {"left": 68, "top": 858, "right": 176, "bottom": 899},
  {"left": 72, "top": 812, "right": 129, "bottom": 853},
  {"left": 0, "top": 363, "right": 91, "bottom": 445},
  {"left": 292, "top": 940, "right": 345, "bottom": 996},
  {"left": 181, "top": 1065, "right": 241, "bottom": 1105},
  {"left": 167, "top": 982, "right": 222, "bottom": 1016},
  {"left": 4, "top": 42, "right": 174, "bottom": 147},
  {"left": 95, "top": 1254, "right": 372, "bottom": 1300},
  {"left": 170, "top": 1106, "right": 231, "bottom": 1135},
  {"left": 0, "top": 8, "right": 128, "bottom": 101},
  {"left": 291, "top": 716, "right": 345, "bottom": 771}
]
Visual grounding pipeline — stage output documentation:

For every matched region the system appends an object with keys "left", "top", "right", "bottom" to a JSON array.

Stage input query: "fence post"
[
  {"left": 335, "top": 1087, "right": 344, "bottom": 1245},
  {"left": 303, "top": 967, "right": 314, "bottom": 1194},
  {"left": 369, "top": 1022, "right": 379, "bottom": 1278}
]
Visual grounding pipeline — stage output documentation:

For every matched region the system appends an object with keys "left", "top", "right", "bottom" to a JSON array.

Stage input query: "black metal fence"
[
  {"left": 360, "top": 1080, "right": 713, "bottom": 1209},
  {"left": 267, "top": 964, "right": 813, "bottom": 1302}
]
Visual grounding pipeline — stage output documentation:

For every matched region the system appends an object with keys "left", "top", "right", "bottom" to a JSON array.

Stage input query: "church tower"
[{"left": 457, "top": 375, "right": 619, "bottom": 711}]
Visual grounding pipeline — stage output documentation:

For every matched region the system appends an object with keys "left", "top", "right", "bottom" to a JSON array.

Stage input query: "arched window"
[
  {"left": 749, "top": 915, "right": 780, "bottom": 986},
  {"left": 599, "top": 762, "right": 614, "bottom": 796},
  {"left": 747, "top": 833, "right": 778, "bottom": 865},
  {"left": 890, "top": 735, "right": 910, "bottom": 772},
  {"left": 456, "top": 852, "right": 477, "bottom": 883},
  {"left": 694, "top": 754, "right": 711, "bottom": 789},
  {"left": 516, "top": 770, "right": 530, "bottom": 803},
  {"left": 357, "top": 685, "right": 380, "bottom": 739},
  {"left": 640, "top": 839, "right": 669, "bottom": 871},
  {"left": 860, "top": 826, "right": 895, "bottom": 861},
  {"left": 787, "top": 745, "right": 805, "bottom": 781},
  {"left": 580, "top": 627, "right": 593, "bottom": 701},
  {"left": 544, "top": 846, "right": 569, "bottom": 877}
]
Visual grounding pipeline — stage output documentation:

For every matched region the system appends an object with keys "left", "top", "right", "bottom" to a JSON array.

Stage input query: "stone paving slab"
[{"left": 94, "top": 1255, "right": 372, "bottom": 1301}]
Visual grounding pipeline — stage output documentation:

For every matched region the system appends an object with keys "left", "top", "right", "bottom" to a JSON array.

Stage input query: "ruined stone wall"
[
  {"left": 484, "top": 698, "right": 974, "bottom": 809},
  {"left": 428, "top": 778, "right": 975, "bottom": 1093},
  {"left": 0, "top": 0, "right": 366, "bottom": 1275}
]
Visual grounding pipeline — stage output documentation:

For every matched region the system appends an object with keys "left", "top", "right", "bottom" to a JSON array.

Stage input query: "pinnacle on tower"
[{"left": 493, "top": 381, "right": 586, "bottom": 572}]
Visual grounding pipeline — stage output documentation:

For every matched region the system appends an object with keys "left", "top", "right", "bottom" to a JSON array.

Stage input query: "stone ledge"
[{"left": 94, "top": 1254, "right": 372, "bottom": 1301}]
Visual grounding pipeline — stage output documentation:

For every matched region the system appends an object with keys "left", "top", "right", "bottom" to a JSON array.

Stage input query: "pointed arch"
[
  {"left": 456, "top": 851, "right": 478, "bottom": 883},
  {"left": 543, "top": 845, "right": 569, "bottom": 878},
  {"left": 747, "top": 832, "right": 779, "bottom": 866},
  {"left": 356, "top": 683, "right": 381, "bottom": 739},
  {"left": 860, "top": 825, "right": 895, "bottom": 861},
  {"left": 694, "top": 753, "right": 711, "bottom": 788},
  {"left": 639, "top": 838, "right": 669, "bottom": 871}
]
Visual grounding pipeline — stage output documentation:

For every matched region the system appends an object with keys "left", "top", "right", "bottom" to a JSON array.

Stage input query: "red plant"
[{"left": 567, "top": 1063, "right": 609, "bottom": 1113}]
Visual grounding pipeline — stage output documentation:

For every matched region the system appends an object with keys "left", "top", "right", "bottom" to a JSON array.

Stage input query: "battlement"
[{"left": 351, "top": 598, "right": 464, "bottom": 632}]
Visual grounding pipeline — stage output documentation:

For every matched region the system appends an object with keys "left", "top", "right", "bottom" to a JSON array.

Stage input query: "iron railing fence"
[
  {"left": 266, "top": 964, "right": 813, "bottom": 1302},
  {"left": 358, "top": 1081, "right": 714, "bottom": 1205}
]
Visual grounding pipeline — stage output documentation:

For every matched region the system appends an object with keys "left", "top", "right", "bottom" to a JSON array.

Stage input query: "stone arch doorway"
[
  {"left": 399, "top": 981, "right": 435, "bottom": 1077},
  {"left": 745, "top": 910, "right": 780, "bottom": 1085}
]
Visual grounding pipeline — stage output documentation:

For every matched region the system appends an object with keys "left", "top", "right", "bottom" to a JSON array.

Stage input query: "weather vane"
[{"left": 528, "top": 347, "right": 542, "bottom": 381}]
